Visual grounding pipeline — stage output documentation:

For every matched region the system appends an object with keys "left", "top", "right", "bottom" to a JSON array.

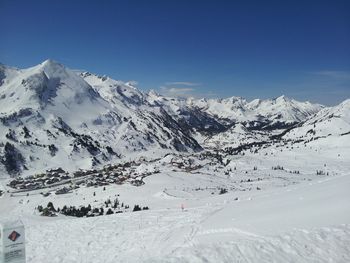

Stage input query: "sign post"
[{"left": 0, "top": 220, "right": 25, "bottom": 263}]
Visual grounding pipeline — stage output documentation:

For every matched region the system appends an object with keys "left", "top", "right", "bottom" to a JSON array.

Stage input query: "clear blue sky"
[{"left": 1, "top": 0, "right": 349, "bottom": 105}]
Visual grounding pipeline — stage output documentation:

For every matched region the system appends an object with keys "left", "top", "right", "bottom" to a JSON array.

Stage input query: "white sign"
[{"left": 0, "top": 220, "right": 25, "bottom": 263}]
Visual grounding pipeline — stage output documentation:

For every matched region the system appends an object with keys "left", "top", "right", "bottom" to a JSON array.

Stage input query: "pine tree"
[{"left": 106, "top": 208, "right": 114, "bottom": 215}]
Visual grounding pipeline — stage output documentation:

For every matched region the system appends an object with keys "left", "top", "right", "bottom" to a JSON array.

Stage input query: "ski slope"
[
  {"left": 14, "top": 172, "right": 350, "bottom": 263},
  {"left": 1, "top": 147, "right": 349, "bottom": 263}
]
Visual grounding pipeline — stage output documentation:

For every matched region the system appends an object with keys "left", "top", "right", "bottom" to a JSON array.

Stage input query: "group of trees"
[
  {"left": 48, "top": 144, "right": 58, "bottom": 156},
  {"left": 37, "top": 199, "right": 149, "bottom": 218},
  {"left": 132, "top": 205, "right": 149, "bottom": 212},
  {"left": 37, "top": 202, "right": 57, "bottom": 217},
  {"left": 1, "top": 142, "right": 26, "bottom": 175},
  {"left": 316, "top": 170, "right": 328, "bottom": 175},
  {"left": 272, "top": 165, "right": 284, "bottom": 170},
  {"left": 219, "top": 188, "right": 228, "bottom": 195}
]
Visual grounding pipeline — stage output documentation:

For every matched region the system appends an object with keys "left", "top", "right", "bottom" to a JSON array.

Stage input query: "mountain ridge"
[{"left": 0, "top": 60, "right": 347, "bottom": 176}]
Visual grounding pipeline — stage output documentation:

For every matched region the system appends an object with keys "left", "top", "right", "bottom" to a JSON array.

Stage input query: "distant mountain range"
[{"left": 0, "top": 60, "right": 348, "bottom": 176}]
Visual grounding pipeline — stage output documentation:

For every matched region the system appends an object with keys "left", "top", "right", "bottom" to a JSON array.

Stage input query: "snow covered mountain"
[
  {"left": 282, "top": 98, "right": 350, "bottom": 144},
  {"left": 0, "top": 60, "right": 201, "bottom": 176},
  {"left": 1, "top": 61, "right": 349, "bottom": 263},
  {"left": 143, "top": 90, "right": 324, "bottom": 150},
  {"left": 182, "top": 95, "right": 323, "bottom": 129},
  {"left": 0, "top": 60, "right": 337, "bottom": 176}
]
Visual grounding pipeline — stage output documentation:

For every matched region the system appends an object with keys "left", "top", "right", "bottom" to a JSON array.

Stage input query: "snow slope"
[
  {"left": 0, "top": 148, "right": 349, "bottom": 262},
  {"left": 284, "top": 99, "right": 350, "bottom": 138}
]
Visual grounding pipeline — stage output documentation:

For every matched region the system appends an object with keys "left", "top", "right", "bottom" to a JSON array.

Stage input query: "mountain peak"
[
  {"left": 274, "top": 95, "right": 291, "bottom": 103},
  {"left": 41, "top": 59, "right": 61, "bottom": 67},
  {"left": 276, "top": 94, "right": 286, "bottom": 99},
  {"left": 36, "top": 59, "right": 68, "bottom": 78},
  {"left": 147, "top": 89, "right": 160, "bottom": 97}
]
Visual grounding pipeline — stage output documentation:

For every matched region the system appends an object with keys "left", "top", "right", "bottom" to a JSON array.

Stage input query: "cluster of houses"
[
  {"left": 170, "top": 156, "right": 203, "bottom": 171},
  {"left": 8, "top": 168, "right": 70, "bottom": 191},
  {"left": 8, "top": 160, "right": 159, "bottom": 193}
]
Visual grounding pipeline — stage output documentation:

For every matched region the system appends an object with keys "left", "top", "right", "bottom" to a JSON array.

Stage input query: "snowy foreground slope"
[
  {"left": 1, "top": 139, "right": 350, "bottom": 262},
  {"left": 25, "top": 175, "right": 350, "bottom": 263}
]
